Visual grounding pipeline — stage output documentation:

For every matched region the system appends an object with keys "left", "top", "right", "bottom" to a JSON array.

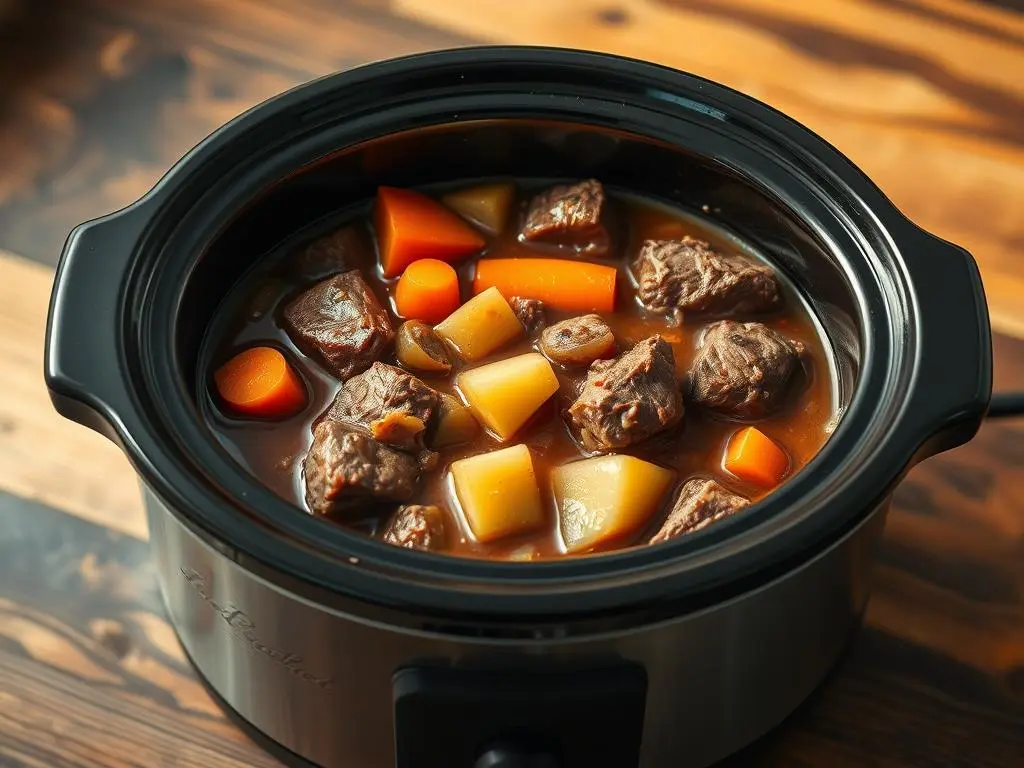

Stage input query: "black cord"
[{"left": 987, "top": 391, "right": 1024, "bottom": 419}]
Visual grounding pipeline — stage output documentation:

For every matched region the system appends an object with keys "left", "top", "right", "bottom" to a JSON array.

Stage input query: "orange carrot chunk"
[
  {"left": 724, "top": 427, "right": 790, "bottom": 488},
  {"left": 214, "top": 346, "right": 307, "bottom": 419},
  {"left": 394, "top": 259, "right": 461, "bottom": 323},
  {"left": 375, "top": 187, "right": 486, "bottom": 278},
  {"left": 473, "top": 258, "right": 616, "bottom": 313}
]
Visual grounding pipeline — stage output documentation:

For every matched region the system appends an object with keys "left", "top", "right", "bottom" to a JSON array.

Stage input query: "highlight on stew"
[{"left": 205, "top": 179, "right": 837, "bottom": 560}]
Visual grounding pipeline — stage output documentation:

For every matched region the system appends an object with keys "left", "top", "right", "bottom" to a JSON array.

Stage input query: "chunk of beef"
[
  {"left": 510, "top": 296, "right": 546, "bottom": 333},
  {"left": 327, "top": 362, "right": 438, "bottom": 450},
  {"left": 520, "top": 179, "right": 608, "bottom": 253},
  {"left": 689, "top": 321, "right": 804, "bottom": 420},
  {"left": 303, "top": 422, "right": 418, "bottom": 516},
  {"left": 540, "top": 314, "right": 616, "bottom": 367},
  {"left": 567, "top": 336, "right": 683, "bottom": 452},
  {"left": 283, "top": 270, "right": 394, "bottom": 380},
  {"left": 650, "top": 478, "right": 749, "bottom": 543},
  {"left": 635, "top": 238, "right": 780, "bottom": 318},
  {"left": 382, "top": 504, "right": 446, "bottom": 551},
  {"left": 291, "top": 226, "right": 369, "bottom": 280}
]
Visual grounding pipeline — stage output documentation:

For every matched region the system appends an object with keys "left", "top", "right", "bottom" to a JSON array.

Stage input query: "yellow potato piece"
[
  {"left": 450, "top": 444, "right": 545, "bottom": 543},
  {"left": 553, "top": 455, "right": 676, "bottom": 554},
  {"left": 457, "top": 352, "right": 559, "bottom": 441},
  {"left": 434, "top": 286, "right": 522, "bottom": 361},
  {"left": 442, "top": 182, "right": 515, "bottom": 234}
]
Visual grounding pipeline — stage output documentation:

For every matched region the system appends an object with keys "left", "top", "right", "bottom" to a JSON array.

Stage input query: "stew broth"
[{"left": 203, "top": 182, "right": 836, "bottom": 560}]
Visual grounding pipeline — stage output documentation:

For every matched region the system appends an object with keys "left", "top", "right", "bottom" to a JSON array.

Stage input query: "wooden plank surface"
[{"left": 0, "top": 0, "right": 1022, "bottom": 766}]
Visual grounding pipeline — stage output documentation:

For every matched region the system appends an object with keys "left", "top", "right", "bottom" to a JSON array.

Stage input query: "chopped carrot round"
[
  {"left": 375, "top": 187, "right": 486, "bottom": 278},
  {"left": 473, "top": 258, "right": 616, "bottom": 313},
  {"left": 724, "top": 427, "right": 790, "bottom": 488},
  {"left": 213, "top": 346, "right": 307, "bottom": 419},
  {"left": 394, "top": 259, "right": 461, "bottom": 323}
]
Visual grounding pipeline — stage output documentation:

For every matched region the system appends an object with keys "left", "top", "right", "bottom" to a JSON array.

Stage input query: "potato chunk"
[
  {"left": 432, "top": 392, "right": 481, "bottom": 448},
  {"left": 450, "top": 444, "right": 545, "bottom": 543},
  {"left": 434, "top": 286, "right": 522, "bottom": 361},
  {"left": 553, "top": 455, "right": 675, "bottom": 553},
  {"left": 457, "top": 353, "right": 559, "bottom": 441},
  {"left": 442, "top": 182, "right": 515, "bottom": 234}
]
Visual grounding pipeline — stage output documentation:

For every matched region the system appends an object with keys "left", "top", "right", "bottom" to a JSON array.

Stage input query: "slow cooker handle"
[
  {"left": 899, "top": 224, "right": 992, "bottom": 460},
  {"left": 44, "top": 202, "right": 152, "bottom": 447}
]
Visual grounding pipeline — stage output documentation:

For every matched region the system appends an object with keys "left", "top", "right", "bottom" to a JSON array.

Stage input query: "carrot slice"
[
  {"left": 394, "top": 259, "right": 461, "bottom": 323},
  {"left": 473, "top": 258, "right": 616, "bottom": 313},
  {"left": 214, "top": 346, "right": 307, "bottom": 419},
  {"left": 375, "top": 187, "right": 486, "bottom": 278},
  {"left": 724, "top": 427, "right": 790, "bottom": 488}
]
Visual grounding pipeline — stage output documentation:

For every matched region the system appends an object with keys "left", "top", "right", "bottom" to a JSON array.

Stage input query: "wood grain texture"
[
  {"left": 0, "top": 0, "right": 471, "bottom": 268},
  {"left": 0, "top": 492, "right": 280, "bottom": 768},
  {"left": 0, "top": 251, "right": 145, "bottom": 540},
  {"left": 0, "top": 0, "right": 1023, "bottom": 766}
]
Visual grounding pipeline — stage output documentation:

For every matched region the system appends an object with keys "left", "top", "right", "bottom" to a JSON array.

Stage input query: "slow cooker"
[{"left": 44, "top": 48, "right": 996, "bottom": 768}]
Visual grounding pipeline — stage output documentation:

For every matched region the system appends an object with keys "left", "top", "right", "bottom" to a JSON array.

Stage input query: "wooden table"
[{"left": 1, "top": 1, "right": 1021, "bottom": 765}]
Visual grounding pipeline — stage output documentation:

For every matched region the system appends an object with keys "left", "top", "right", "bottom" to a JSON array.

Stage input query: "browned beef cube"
[
  {"left": 650, "top": 478, "right": 749, "bottom": 543},
  {"left": 283, "top": 271, "right": 394, "bottom": 380},
  {"left": 509, "top": 296, "right": 546, "bottom": 333},
  {"left": 303, "top": 422, "right": 419, "bottom": 516},
  {"left": 382, "top": 504, "right": 447, "bottom": 551},
  {"left": 567, "top": 336, "right": 683, "bottom": 452},
  {"left": 291, "top": 226, "right": 370, "bottom": 280},
  {"left": 635, "top": 238, "right": 780, "bottom": 318},
  {"left": 520, "top": 179, "right": 608, "bottom": 253},
  {"left": 540, "top": 314, "right": 616, "bottom": 367},
  {"left": 688, "top": 320, "right": 804, "bottom": 420},
  {"left": 327, "top": 362, "right": 439, "bottom": 450}
]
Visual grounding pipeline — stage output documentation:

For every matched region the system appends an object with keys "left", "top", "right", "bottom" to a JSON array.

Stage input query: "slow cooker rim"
[
  {"left": 128, "top": 48, "right": 932, "bottom": 612},
  {"left": 50, "top": 46, "right": 987, "bottom": 627}
]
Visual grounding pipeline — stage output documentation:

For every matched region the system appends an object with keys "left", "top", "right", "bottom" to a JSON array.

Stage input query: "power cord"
[{"left": 987, "top": 392, "right": 1024, "bottom": 419}]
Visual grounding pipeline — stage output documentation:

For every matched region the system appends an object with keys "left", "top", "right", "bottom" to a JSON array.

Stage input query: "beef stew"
[{"left": 204, "top": 180, "right": 836, "bottom": 560}]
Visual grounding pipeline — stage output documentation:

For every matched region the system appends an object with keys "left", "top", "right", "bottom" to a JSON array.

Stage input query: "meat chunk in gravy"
[
  {"left": 568, "top": 336, "right": 683, "bottom": 453},
  {"left": 382, "top": 504, "right": 447, "bottom": 551},
  {"left": 304, "top": 421, "right": 419, "bottom": 516},
  {"left": 327, "top": 362, "right": 438, "bottom": 450},
  {"left": 689, "top": 320, "right": 804, "bottom": 420},
  {"left": 283, "top": 270, "right": 394, "bottom": 380},
  {"left": 520, "top": 179, "right": 608, "bottom": 253},
  {"left": 291, "top": 226, "right": 369, "bottom": 280},
  {"left": 540, "top": 314, "right": 616, "bottom": 367},
  {"left": 510, "top": 296, "right": 546, "bottom": 333},
  {"left": 635, "top": 238, "right": 780, "bottom": 318},
  {"left": 650, "top": 478, "right": 749, "bottom": 543}
]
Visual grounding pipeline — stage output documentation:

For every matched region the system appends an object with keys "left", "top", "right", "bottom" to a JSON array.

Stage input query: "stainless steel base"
[{"left": 145, "top": 483, "right": 886, "bottom": 768}]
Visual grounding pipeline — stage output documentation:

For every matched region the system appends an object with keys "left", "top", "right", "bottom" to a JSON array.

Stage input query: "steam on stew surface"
[{"left": 207, "top": 180, "right": 836, "bottom": 560}]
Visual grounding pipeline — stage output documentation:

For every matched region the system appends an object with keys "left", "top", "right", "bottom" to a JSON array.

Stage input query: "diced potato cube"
[
  {"left": 432, "top": 393, "right": 481, "bottom": 448},
  {"left": 457, "top": 352, "right": 559, "bottom": 441},
  {"left": 450, "top": 444, "right": 545, "bottom": 543},
  {"left": 434, "top": 286, "right": 522, "bottom": 361},
  {"left": 553, "top": 455, "right": 675, "bottom": 553},
  {"left": 442, "top": 182, "right": 515, "bottom": 234}
]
